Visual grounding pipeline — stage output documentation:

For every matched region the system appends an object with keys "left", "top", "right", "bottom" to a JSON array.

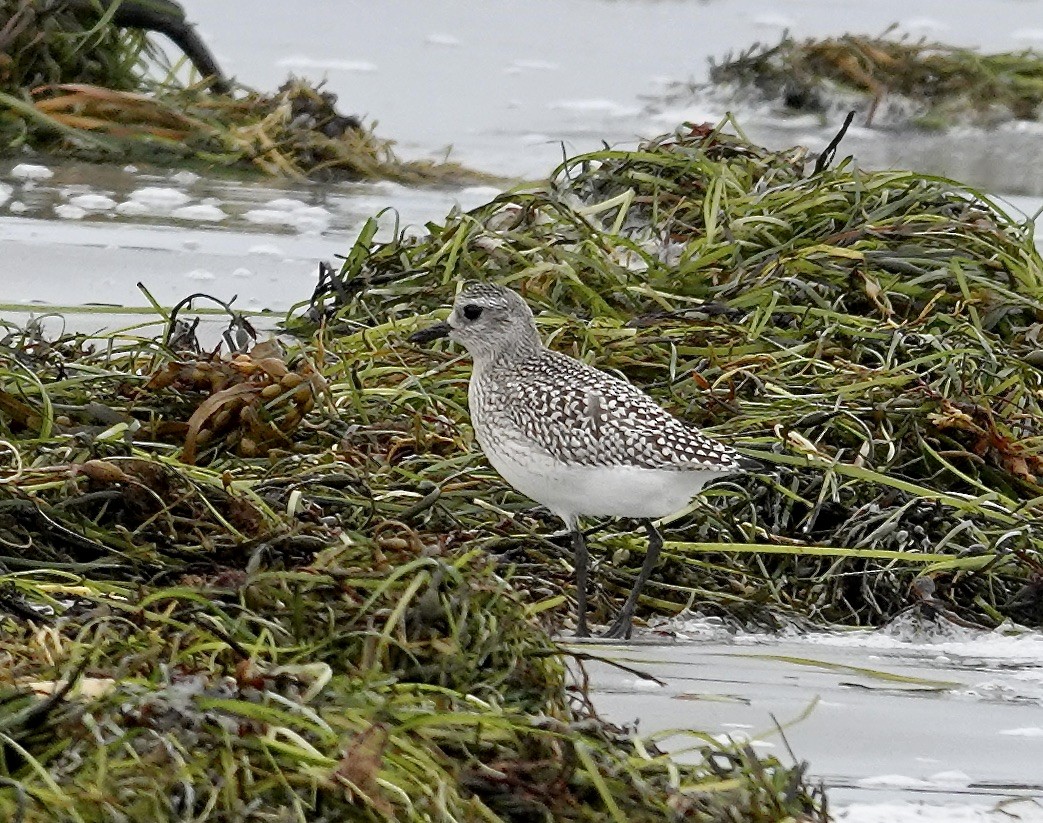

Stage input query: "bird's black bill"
[{"left": 408, "top": 322, "right": 452, "bottom": 344}]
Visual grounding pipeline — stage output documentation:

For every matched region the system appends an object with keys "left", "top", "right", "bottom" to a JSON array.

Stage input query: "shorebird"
[{"left": 410, "top": 283, "right": 755, "bottom": 639}]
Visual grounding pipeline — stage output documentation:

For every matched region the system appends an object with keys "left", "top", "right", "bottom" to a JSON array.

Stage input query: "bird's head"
[{"left": 409, "top": 282, "right": 539, "bottom": 363}]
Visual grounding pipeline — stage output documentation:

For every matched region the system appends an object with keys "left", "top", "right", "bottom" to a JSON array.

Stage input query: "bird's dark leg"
[
  {"left": 603, "top": 519, "right": 663, "bottom": 639},
  {"left": 572, "top": 527, "right": 590, "bottom": 637}
]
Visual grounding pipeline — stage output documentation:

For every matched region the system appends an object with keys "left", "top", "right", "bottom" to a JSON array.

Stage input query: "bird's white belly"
[{"left": 481, "top": 438, "right": 718, "bottom": 524}]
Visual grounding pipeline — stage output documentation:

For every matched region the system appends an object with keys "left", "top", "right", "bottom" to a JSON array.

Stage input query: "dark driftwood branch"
[{"left": 64, "top": 0, "right": 231, "bottom": 94}]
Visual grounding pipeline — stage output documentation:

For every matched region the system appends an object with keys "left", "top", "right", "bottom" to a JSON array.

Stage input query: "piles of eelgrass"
[
  {"left": 303, "top": 121, "right": 1043, "bottom": 630},
  {"left": 0, "top": 306, "right": 823, "bottom": 818},
  {"left": 705, "top": 32, "right": 1043, "bottom": 127},
  {"left": 6, "top": 119, "right": 1043, "bottom": 819},
  {"left": 0, "top": 0, "right": 474, "bottom": 182}
]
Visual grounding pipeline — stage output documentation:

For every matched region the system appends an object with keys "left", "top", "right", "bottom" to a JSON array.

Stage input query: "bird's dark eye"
[{"left": 462, "top": 304, "right": 483, "bottom": 321}]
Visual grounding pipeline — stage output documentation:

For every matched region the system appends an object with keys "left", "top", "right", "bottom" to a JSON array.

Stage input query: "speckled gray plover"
[{"left": 410, "top": 282, "right": 756, "bottom": 639}]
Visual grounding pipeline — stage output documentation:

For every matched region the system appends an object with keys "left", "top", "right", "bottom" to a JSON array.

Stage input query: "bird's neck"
[{"left": 472, "top": 329, "right": 543, "bottom": 374}]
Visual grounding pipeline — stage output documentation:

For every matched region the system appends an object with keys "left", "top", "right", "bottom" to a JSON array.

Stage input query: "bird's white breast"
[{"left": 478, "top": 431, "right": 720, "bottom": 525}]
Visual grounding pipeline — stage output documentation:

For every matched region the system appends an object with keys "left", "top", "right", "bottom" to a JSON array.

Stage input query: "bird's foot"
[{"left": 601, "top": 615, "right": 634, "bottom": 640}]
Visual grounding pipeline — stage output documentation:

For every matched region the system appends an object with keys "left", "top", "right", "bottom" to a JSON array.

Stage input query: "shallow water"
[
  {"left": 572, "top": 618, "right": 1043, "bottom": 817},
  {"left": 5, "top": 1, "right": 1043, "bottom": 816},
  {"left": 187, "top": 0, "right": 1043, "bottom": 188},
  {"left": 0, "top": 159, "right": 499, "bottom": 329}
]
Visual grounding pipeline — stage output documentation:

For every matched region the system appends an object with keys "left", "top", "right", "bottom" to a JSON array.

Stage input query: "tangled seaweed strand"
[{"left": 300, "top": 122, "right": 1043, "bottom": 630}]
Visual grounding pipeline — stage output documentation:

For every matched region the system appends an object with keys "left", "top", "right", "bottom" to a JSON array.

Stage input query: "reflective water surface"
[{"left": 573, "top": 619, "right": 1043, "bottom": 818}]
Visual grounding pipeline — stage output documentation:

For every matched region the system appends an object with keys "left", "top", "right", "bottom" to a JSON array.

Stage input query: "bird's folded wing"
[{"left": 502, "top": 351, "right": 744, "bottom": 471}]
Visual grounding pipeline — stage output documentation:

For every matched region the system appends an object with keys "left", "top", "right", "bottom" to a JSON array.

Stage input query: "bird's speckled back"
[{"left": 452, "top": 285, "right": 749, "bottom": 472}]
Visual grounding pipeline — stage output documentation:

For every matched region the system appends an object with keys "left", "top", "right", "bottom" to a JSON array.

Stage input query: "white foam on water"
[
  {"left": 243, "top": 209, "right": 291, "bottom": 226},
  {"left": 615, "top": 677, "right": 665, "bottom": 692},
  {"left": 661, "top": 613, "right": 1043, "bottom": 661},
  {"left": 67, "top": 194, "right": 117, "bottom": 212},
  {"left": 292, "top": 209, "right": 332, "bottom": 234},
  {"left": 119, "top": 201, "right": 156, "bottom": 218},
  {"left": 128, "top": 187, "right": 192, "bottom": 210},
  {"left": 54, "top": 204, "right": 86, "bottom": 220},
  {"left": 171, "top": 204, "right": 228, "bottom": 222},
  {"left": 708, "top": 731, "right": 776, "bottom": 749},
  {"left": 661, "top": 613, "right": 1043, "bottom": 707},
  {"left": 854, "top": 771, "right": 971, "bottom": 791},
  {"left": 654, "top": 615, "right": 741, "bottom": 643},
  {"left": 804, "top": 625, "right": 1043, "bottom": 665},
  {"left": 838, "top": 801, "right": 1043, "bottom": 822},
  {"left": 244, "top": 202, "right": 331, "bottom": 234},
  {"left": 363, "top": 180, "right": 409, "bottom": 194},
  {"left": 858, "top": 775, "right": 934, "bottom": 789},
  {"left": 170, "top": 171, "right": 200, "bottom": 185},
  {"left": 10, "top": 164, "right": 53, "bottom": 181},
  {"left": 267, "top": 198, "right": 309, "bottom": 212},
  {"left": 963, "top": 667, "right": 1043, "bottom": 703},
  {"left": 1003, "top": 120, "right": 1043, "bottom": 135},
  {"left": 926, "top": 771, "right": 972, "bottom": 786}
]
